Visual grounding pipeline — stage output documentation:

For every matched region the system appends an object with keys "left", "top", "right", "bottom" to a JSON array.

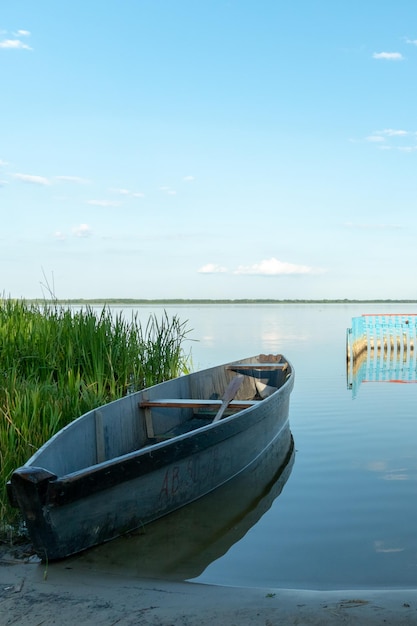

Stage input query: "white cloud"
[
  {"left": 53, "top": 231, "right": 66, "bottom": 241},
  {"left": 72, "top": 224, "right": 92, "bottom": 238},
  {"left": 198, "top": 263, "right": 228, "bottom": 274},
  {"left": 160, "top": 186, "right": 177, "bottom": 196},
  {"left": 1, "top": 28, "right": 32, "bottom": 50},
  {"left": 183, "top": 175, "right": 195, "bottom": 182},
  {"left": 0, "top": 180, "right": 7, "bottom": 187},
  {"left": 13, "top": 173, "right": 51, "bottom": 185},
  {"left": 374, "top": 541, "right": 404, "bottom": 553},
  {"left": 377, "top": 129, "right": 408, "bottom": 137},
  {"left": 366, "top": 135, "right": 385, "bottom": 143},
  {"left": 110, "top": 188, "right": 145, "bottom": 198},
  {"left": 405, "top": 38, "right": 417, "bottom": 45},
  {"left": 87, "top": 199, "right": 121, "bottom": 207},
  {"left": 0, "top": 159, "right": 8, "bottom": 166},
  {"left": 55, "top": 175, "right": 90, "bottom": 184},
  {"left": 365, "top": 129, "right": 417, "bottom": 151},
  {"left": 198, "top": 258, "right": 323, "bottom": 276},
  {"left": 344, "top": 221, "right": 401, "bottom": 230},
  {"left": 373, "top": 52, "right": 404, "bottom": 60},
  {"left": 233, "top": 258, "right": 321, "bottom": 276},
  {"left": 0, "top": 38, "right": 32, "bottom": 50}
]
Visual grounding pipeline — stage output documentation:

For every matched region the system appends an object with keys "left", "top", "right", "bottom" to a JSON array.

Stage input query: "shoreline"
[{"left": 1, "top": 547, "right": 417, "bottom": 625}]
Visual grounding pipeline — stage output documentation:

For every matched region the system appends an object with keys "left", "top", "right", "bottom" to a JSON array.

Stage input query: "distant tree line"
[
  {"left": 20, "top": 298, "right": 417, "bottom": 305},
  {"left": 19, "top": 298, "right": 417, "bottom": 305}
]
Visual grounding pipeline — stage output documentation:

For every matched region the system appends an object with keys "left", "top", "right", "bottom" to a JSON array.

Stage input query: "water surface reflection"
[
  {"left": 71, "top": 435, "right": 295, "bottom": 581},
  {"left": 73, "top": 303, "right": 417, "bottom": 588}
]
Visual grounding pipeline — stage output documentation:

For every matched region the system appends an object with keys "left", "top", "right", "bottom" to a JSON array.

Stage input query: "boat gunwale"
[
  {"left": 10, "top": 357, "right": 294, "bottom": 509},
  {"left": 22, "top": 357, "right": 294, "bottom": 473},
  {"left": 46, "top": 383, "right": 292, "bottom": 506}
]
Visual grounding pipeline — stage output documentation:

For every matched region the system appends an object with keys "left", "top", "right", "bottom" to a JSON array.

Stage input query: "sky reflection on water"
[{"left": 83, "top": 303, "right": 417, "bottom": 589}]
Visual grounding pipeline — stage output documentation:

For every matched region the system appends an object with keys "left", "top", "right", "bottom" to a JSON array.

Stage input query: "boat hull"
[
  {"left": 8, "top": 355, "right": 294, "bottom": 560},
  {"left": 75, "top": 435, "right": 295, "bottom": 580}
]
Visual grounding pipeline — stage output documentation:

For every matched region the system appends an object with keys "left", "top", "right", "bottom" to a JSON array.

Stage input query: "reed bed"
[{"left": 0, "top": 299, "right": 191, "bottom": 531}]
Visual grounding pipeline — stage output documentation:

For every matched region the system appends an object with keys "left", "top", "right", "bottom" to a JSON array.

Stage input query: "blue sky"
[{"left": 1, "top": 1, "right": 417, "bottom": 300}]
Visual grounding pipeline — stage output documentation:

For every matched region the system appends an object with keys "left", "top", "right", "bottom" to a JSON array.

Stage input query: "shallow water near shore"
[{"left": 73, "top": 302, "right": 417, "bottom": 590}]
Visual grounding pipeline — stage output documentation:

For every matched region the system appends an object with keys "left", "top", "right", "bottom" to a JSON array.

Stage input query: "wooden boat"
[{"left": 7, "top": 353, "right": 294, "bottom": 561}]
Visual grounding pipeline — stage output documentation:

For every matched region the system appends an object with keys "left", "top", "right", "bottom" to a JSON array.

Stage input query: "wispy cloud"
[
  {"left": 344, "top": 221, "right": 402, "bottom": 230},
  {"left": 72, "top": 224, "right": 92, "bottom": 238},
  {"left": 110, "top": 188, "right": 145, "bottom": 198},
  {"left": 233, "top": 258, "right": 322, "bottom": 276},
  {"left": 87, "top": 199, "right": 121, "bottom": 207},
  {"left": 405, "top": 37, "right": 417, "bottom": 45},
  {"left": 160, "top": 186, "right": 177, "bottom": 196},
  {"left": 366, "top": 135, "right": 386, "bottom": 143},
  {"left": 53, "top": 231, "right": 66, "bottom": 241},
  {"left": 0, "top": 159, "right": 8, "bottom": 166},
  {"left": 373, "top": 52, "right": 404, "bottom": 60},
  {"left": 0, "top": 39, "right": 31, "bottom": 50},
  {"left": 382, "top": 471, "right": 408, "bottom": 481},
  {"left": 11, "top": 172, "right": 92, "bottom": 187},
  {"left": 199, "top": 258, "right": 323, "bottom": 276},
  {"left": 183, "top": 175, "right": 195, "bottom": 182},
  {"left": 365, "top": 129, "right": 417, "bottom": 151},
  {"left": 376, "top": 129, "right": 408, "bottom": 137},
  {"left": 0, "top": 29, "right": 32, "bottom": 50},
  {"left": 198, "top": 263, "right": 228, "bottom": 274},
  {"left": 13, "top": 173, "right": 51, "bottom": 185},
  {"left": 55, "top": 175, "right": 90, "bottom": 184},
  {"left": 374, "top": 541, "right": 404, "bottom": 553}
]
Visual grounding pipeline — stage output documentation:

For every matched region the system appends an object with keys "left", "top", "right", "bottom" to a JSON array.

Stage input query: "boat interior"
[{"left": 27, "top": 355, "right": 290, "bottom": 477}]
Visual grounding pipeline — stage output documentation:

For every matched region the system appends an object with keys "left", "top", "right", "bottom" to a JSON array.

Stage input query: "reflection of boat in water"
[
  {"left": 347, "top": 314, "right": 417, "bottom": 397},
  {"left": 72, "top": 432, "right": 295, "bottom": 581}
]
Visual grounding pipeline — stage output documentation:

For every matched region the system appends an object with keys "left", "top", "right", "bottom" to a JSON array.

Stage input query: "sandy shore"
[{"left": 1, "top": 546, "right": 417, "bottom": 625}]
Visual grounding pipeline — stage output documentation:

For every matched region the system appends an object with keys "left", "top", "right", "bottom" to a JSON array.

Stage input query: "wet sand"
[{"left": 1, "top": 546, "right": 417, "bottom": 625}]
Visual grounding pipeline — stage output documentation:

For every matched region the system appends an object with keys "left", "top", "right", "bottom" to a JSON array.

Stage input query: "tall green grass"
[{"left": 0, "top": 299, "right": 191, "bottom": 531}]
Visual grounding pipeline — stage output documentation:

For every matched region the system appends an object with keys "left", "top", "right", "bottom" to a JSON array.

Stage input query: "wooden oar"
[{"left": 212, "top": 375, "right": 244, "bottom": 423}]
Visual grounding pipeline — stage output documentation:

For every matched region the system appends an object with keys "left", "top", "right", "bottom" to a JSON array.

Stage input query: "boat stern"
[{"left": 8, "top": 466, "right": 60, "bottom": 560}]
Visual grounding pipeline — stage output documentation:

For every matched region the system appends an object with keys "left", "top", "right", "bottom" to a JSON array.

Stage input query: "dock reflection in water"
[
  {"left": 70, "top": 431, "right": 295, "bottom": 581},
  {"left": 347, "top": 313, "right": 417, "bottom": 397}
]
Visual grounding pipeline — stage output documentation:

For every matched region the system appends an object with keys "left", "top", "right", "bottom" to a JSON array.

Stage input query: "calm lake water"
[{"left": 76, "top": 303, "right": 417, "bottom": 590}]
